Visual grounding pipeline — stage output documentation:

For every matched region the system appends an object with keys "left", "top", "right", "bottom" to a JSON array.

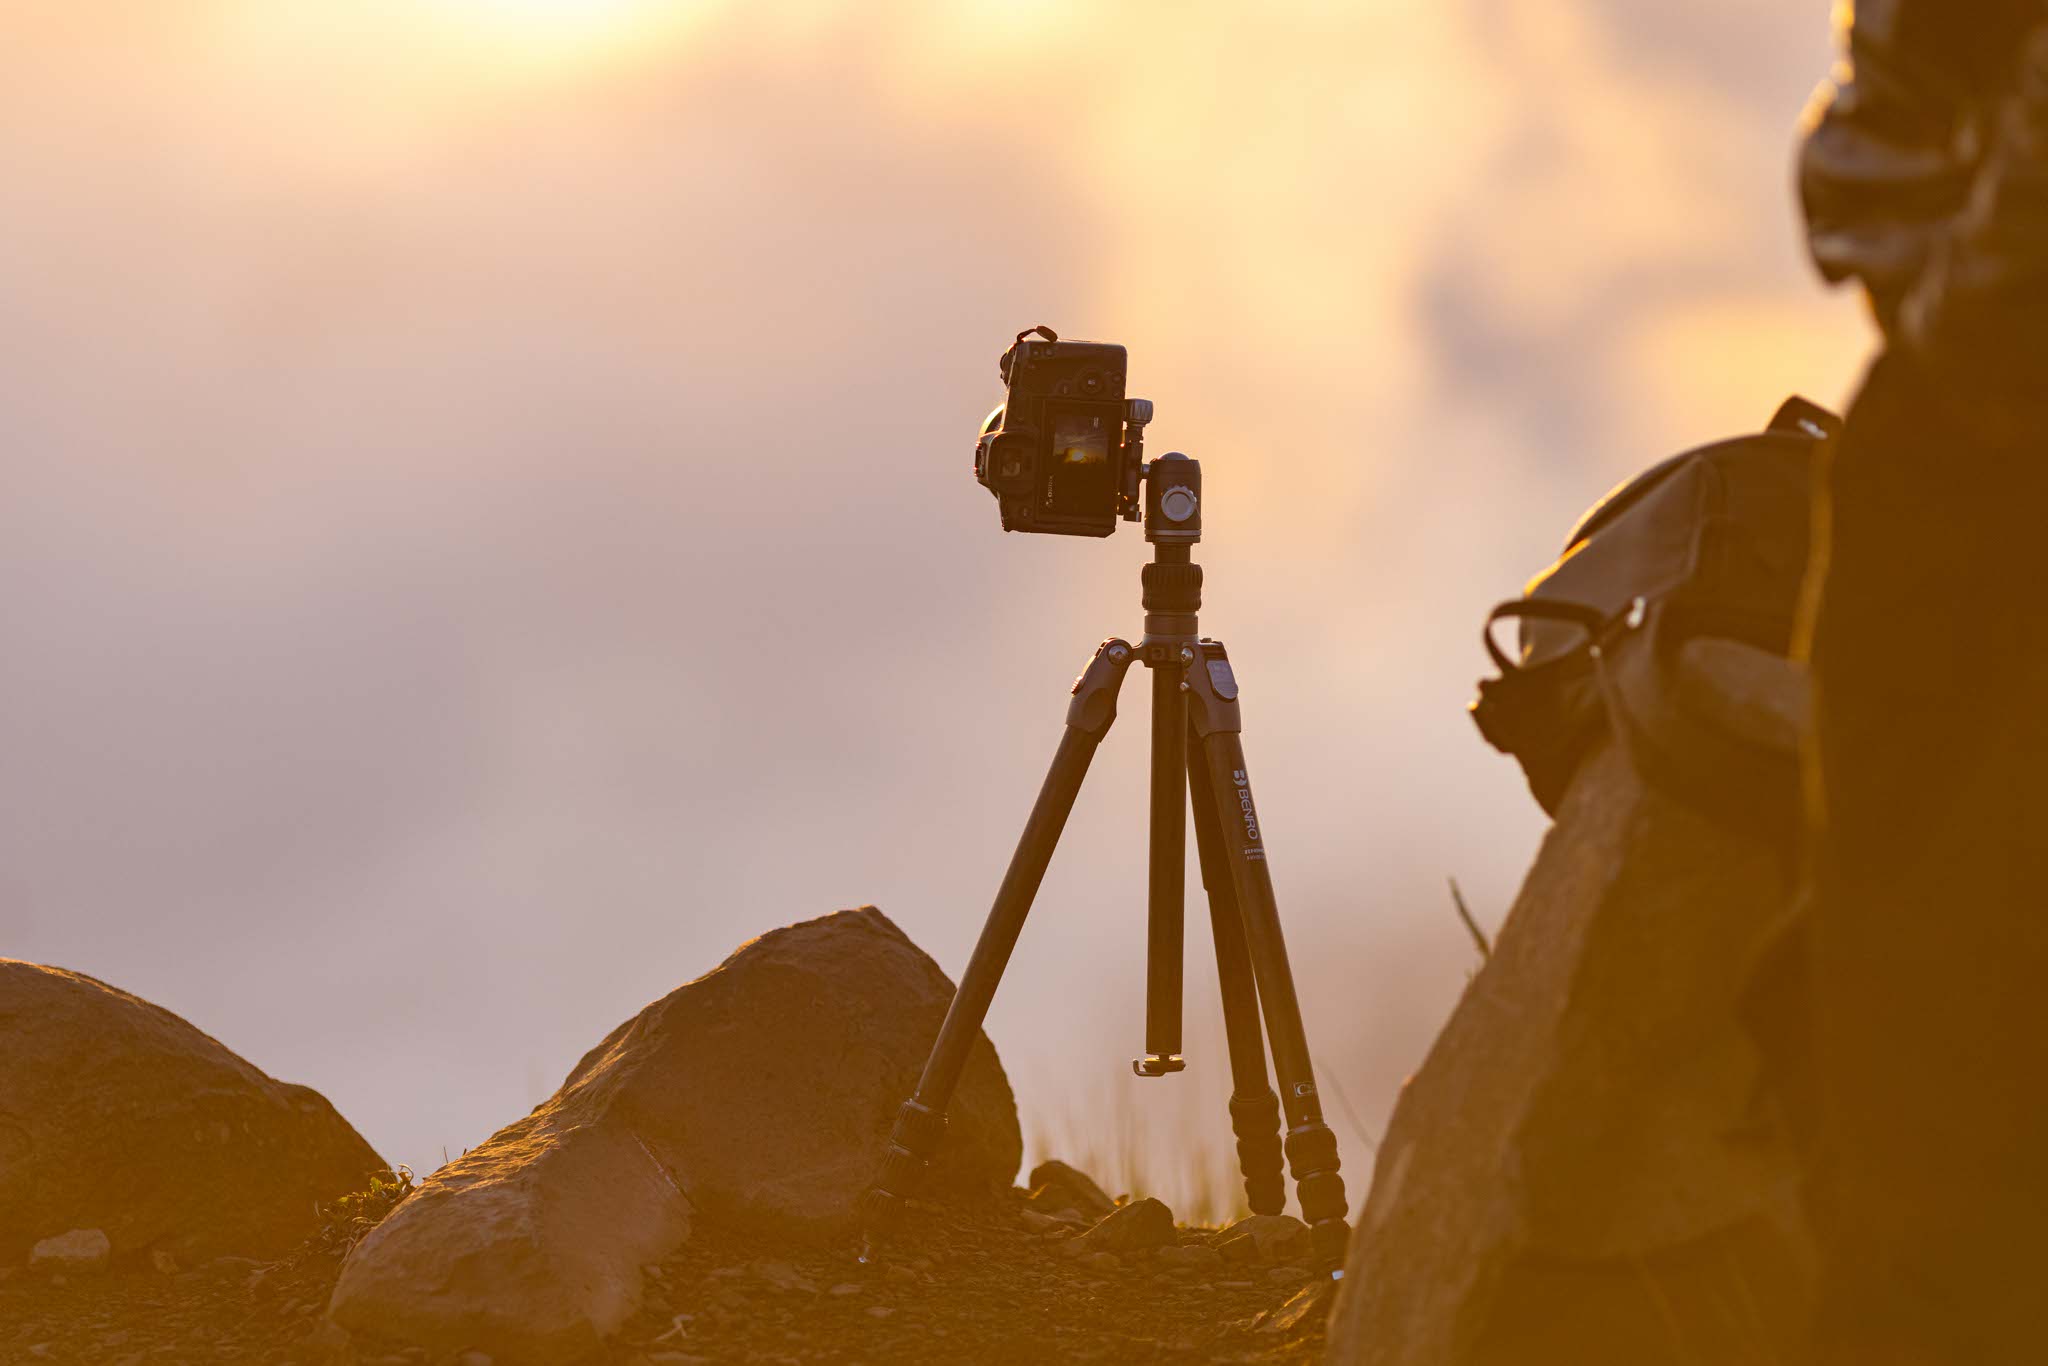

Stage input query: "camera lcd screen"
[{"left": 1042, "top": 406, "right": 1117, "bottom": 516}]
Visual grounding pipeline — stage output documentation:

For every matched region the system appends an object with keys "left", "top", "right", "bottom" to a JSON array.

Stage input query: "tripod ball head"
[{"left": 1144, "top": 453, "right": 1201, "bottom": 546}]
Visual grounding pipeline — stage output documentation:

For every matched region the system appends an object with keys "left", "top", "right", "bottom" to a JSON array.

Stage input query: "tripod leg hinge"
[
  {"left": 1064, "top": 638, "right": 1135, "bottom": 737},
  {"left": 1183, "top": 638, "right": 1244, "bottom": 738}
]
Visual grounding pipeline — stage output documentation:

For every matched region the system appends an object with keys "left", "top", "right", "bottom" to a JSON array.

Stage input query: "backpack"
[{"left": 1469, "top": 397, "right": 1841, "bottom": 838}]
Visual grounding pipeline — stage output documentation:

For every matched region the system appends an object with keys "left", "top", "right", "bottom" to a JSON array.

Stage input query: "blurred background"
[{"left": 1, "top": 0, "right": 1867, "bottom": 1217}]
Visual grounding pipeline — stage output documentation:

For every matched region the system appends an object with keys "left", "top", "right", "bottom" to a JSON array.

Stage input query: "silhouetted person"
[{"left": 1799, "top": 2, "right": 2048, "bottom": 1360}]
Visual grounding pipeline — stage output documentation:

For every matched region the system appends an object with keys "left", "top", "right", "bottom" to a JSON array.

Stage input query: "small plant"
[
  {"left": 315, "top": 1167, "right": 415, "bottom": 1257},
  {"left": 265, "top": 1167, "right": 417, "bottom": 1275}
]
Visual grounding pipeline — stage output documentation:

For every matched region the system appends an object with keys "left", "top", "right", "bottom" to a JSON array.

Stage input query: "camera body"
[{"left": 974, "top": 330, "right": 1144, "bottom": 537}]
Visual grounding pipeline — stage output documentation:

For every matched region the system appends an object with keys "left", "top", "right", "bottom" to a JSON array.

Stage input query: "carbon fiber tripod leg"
[
  {"left": 1184, "top": 638, "right": 1351, "bottom": 1277},
  {"left": 1188, "top": 734, "right": 1286, "bottom": 1215},
  {"left": 857, "top": 638, "right": 1134, "bottom": 1255}
]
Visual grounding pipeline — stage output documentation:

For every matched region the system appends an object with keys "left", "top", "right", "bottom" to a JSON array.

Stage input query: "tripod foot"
[
  {"left": 1131, "top": 1053, "right": 1186, "bottom": 1077},
  {"left": 1284, "top": 1120, "right": 1351, "bottom": 1275},
  {"left": 857, "top": 1097, "right": 947, "bottom": 1253}
]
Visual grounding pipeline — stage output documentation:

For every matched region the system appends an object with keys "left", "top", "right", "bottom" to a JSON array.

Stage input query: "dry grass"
[
  {"left": 1025, "top": 1081, "right": 1250, "bottom": 1228},
  {"left": 1023, "top": 1054, "right": 1385, "bottom": 1230}
]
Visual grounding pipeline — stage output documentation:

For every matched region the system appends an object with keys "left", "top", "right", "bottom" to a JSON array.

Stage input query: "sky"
[{"left": 1, "top": 0, "right": 1869, "bottom": 1216}]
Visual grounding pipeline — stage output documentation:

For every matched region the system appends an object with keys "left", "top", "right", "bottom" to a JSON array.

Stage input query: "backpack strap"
[
  {"left": 1767, "top": 396, "right": 1843, "bottom": 442},
  {"left": 1482, "top": 598, "right": 1612, "bottom": 675}
]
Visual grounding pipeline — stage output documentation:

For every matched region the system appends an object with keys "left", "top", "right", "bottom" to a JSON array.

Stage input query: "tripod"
[{"left": 858, "top": 452, "right": 1351, "bottom": 1277}]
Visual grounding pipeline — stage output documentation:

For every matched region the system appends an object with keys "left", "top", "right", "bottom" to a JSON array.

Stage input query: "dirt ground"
[{"left": 0, "top": 1191, "right": 1330, "bottom": 1365}]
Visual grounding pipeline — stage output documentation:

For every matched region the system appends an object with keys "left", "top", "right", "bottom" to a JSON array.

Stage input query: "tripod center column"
[{"left": 1135, "top": 452, "right": 1203, "bottom": 1078}]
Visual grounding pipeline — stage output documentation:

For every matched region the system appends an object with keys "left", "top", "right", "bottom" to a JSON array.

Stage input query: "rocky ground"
[
  {"left": 4, "top": 917, "right": 1333, "bottom": 1363},
  {"left": 0, "top": 1186, "right": 1330, "bottom": 1365}
]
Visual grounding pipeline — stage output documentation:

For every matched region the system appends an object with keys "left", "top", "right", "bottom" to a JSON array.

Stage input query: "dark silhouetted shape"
[
  {"left": 1326, "top": 743, "right": 1809, "bottom": 1365},
  {"left": 0, "top": 959, "right": 385, "bottom": 1266},
  {"left": 330, "top": 907, "right": 1019, "bottom": 1361},
  {"left": 863, "top": 355, "right": 1352, "bottom": 1276},
  {"left": 1797, "top": 4, "right": 2048, "bottom": 1362}
]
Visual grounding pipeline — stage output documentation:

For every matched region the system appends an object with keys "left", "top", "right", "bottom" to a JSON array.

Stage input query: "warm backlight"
[{"left": 416, "top": 0, "right": 699, "bottom": 70}]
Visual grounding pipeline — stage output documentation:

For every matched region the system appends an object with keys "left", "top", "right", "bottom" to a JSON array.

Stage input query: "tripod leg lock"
[
  {"left": 857, "top": 1098, "right": 948, "bottom": 1239},
  {"left": 1229, "top": 1088, "right": 1287, "bottom": 1215},
  {"left": 1282, "top": 1122, "right": 1351, "bottom": 1273}
]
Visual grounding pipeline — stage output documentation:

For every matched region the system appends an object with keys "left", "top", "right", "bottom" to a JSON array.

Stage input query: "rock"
[
  {"left": 1024, "top": 1159, "right": 1114, "bottom": 1221},
  {"left": 1156, "top": 1243, "right": 1224, "bottom": 1273},
  {"left": 1217, "top": 1232, "right": 1258, "bottom": 1266},
  {"left": 149, "top": 1249, "right": 179, "bottom": 1275},
  {"left": 0, "top": 961, "right": 384, "bottom": 1265},
  {"left": 864, "top": 1306, "right": 895, "bottom": 1320},
  {"left": 750, "top": 1260, "right": 817, "bottom": 1294},
  {"left": 29, "top": 1228, "right": 110, "bottom": 1275},
  {"left": 1017, "top": 1208, "right": 1062, "bottom": 1233},
  {"left": 1072, "top": 1197, "right": 1176, "bottom": 1255},
  {"left": 1255, "top": 1283, "right": 1332, "bottom": 1338},
  {"left": 1267, "top": 1264, "right": 1307, "bottom": 1285},
  {"left": 826, "top": 1282, "right": 862, "bottom": 1297},
  {"left": 1215, "top": 1213, "right": 1309, "bottom": 1267},
  {"left": 1326, "top": 743, "right": 1808, "bottom": 1365},
  {"left": 1082, "top": 1252, "right": 1121, "bottom": 1274},
  {"left": 331, "top": 907, "right": 1020, "bottom": 1363}
]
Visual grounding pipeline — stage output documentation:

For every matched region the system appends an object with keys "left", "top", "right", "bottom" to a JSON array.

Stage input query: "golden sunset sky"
[{"left": 2, "top": 1, "right": 1866, "bottom": 1212}]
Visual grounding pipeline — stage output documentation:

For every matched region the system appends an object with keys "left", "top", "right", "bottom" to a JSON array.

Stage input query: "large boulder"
[
  {"left": 330, "top": 906, "right": 1021, "bottom": 1363},
  {"left": 0, "top": 961, "right": 385, "bottom": 1266},
  {"left": 1327, "top": 742, "right": 1810, "bottom": 1365}
]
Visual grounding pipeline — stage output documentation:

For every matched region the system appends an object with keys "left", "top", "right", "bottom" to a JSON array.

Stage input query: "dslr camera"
[{"left": 974, "top": 326, "right": 1152, "bottom": 537}]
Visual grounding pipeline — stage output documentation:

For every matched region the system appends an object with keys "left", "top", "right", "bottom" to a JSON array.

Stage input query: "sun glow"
[{"left": 414, "top": 0, "right": 705, "bottom": 73}]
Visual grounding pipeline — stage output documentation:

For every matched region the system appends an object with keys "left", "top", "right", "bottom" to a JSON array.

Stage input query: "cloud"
[{"left": 1, "top": 0, "right": 1868, "bottom": 1213}]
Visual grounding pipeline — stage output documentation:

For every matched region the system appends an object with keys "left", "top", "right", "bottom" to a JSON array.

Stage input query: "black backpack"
[{"left": 1470, "top": 397, "right": 1841, "bottom": 838}]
